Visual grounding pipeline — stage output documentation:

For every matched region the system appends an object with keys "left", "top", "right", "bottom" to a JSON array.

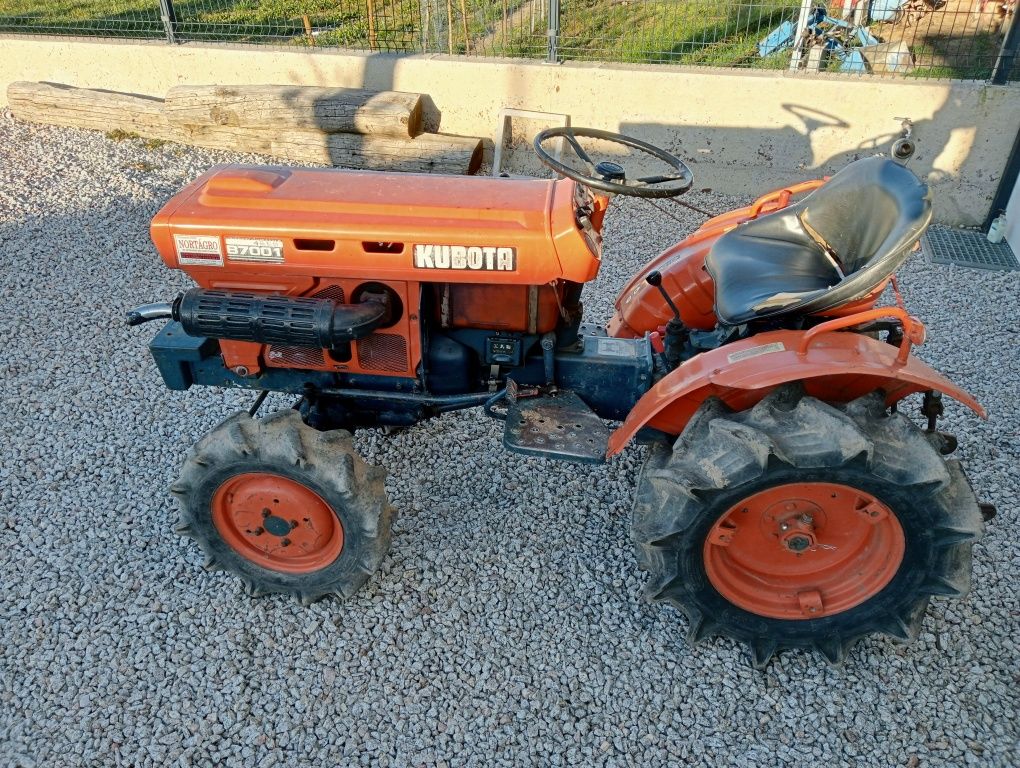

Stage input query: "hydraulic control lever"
[{"left": 646, "top": 270, "right": 688, "bottom": 368}]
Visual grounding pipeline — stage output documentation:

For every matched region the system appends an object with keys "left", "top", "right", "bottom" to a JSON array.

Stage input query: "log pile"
[{"left": 7, "top": 81, "right": 482, "bottom": 175}]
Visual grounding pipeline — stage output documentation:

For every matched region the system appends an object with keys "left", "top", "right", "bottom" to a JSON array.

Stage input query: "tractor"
[{"left": 129, "top": 127, "right": 991, "bottom": 667}]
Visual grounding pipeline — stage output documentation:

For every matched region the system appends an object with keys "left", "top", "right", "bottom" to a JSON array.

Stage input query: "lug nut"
[{"left": 281, "top": 538, "right": 291, "bottom": 547}]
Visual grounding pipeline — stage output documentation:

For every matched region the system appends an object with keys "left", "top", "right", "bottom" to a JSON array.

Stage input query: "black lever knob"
[{"left": 645, "top": 271, "right": 682, "bottom": 322}]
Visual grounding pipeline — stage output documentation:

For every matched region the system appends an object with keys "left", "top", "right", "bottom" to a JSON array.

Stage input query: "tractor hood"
[{"left": 150, "top": 164, "right": 604, "bottom": 286}]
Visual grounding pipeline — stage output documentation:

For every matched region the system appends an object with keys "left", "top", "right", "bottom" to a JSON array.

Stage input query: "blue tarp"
[
  {"left": 869, "top": 0, "right": 909, "bottom": 22},
  {"left": 758, "top": 20, "right": 796, "bottom": 57}
]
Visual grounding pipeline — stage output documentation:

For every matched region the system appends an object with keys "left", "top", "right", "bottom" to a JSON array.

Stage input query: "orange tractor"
[{"left": 130, "top": 128, "right": 991, "bottom": 667}]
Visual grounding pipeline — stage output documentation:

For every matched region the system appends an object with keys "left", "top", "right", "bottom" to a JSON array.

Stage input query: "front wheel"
[
  {"left": 633, "top": 386, "right": 983, "bottom": 668},
  {"left": 171, "top": 410, "right": 393, "bottom": 605}
]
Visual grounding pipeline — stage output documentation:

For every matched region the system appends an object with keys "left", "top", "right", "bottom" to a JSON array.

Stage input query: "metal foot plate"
[{"left": 503, "top": 388, "right": 609, "bottom": 464}]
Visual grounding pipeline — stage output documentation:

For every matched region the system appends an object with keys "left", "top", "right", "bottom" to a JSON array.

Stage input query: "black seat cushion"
[{"left": 705, "top": 157, "right": 932, "bottom": 326}]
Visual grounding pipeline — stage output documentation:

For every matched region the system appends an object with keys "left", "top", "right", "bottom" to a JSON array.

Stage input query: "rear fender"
[{"left": 607, "top": 325, "right": 985, "bottom": 457}]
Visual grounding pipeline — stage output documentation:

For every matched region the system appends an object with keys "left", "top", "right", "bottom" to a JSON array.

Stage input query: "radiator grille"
[
  {"left": 266, "top": 345, "right": 325, "bottom": 368},
  {"left": 357, "top": 333, "right": 408, "bottom": 372}
]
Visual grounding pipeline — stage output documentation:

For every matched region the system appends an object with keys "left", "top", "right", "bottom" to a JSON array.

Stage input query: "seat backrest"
[
  {"left": 799, "top": 156, "right": 931, "bottom": 275},
  {"left": 790, "top": 157, "right": 932, "bottom": 317}
]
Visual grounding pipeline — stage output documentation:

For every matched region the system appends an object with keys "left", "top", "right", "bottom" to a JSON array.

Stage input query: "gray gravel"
[{"left": 1, "top": 109, "right": 1017, "bottom": 768}]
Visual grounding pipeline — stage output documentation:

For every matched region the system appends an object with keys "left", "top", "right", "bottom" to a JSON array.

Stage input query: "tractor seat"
[{"left": 704, "top": 156, "right": 932, "bottom": 326}]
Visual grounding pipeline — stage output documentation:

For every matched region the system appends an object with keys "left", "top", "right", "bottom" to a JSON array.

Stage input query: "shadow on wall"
[{"left": 619, "top": 91, "right": 986, "bottom": 223}]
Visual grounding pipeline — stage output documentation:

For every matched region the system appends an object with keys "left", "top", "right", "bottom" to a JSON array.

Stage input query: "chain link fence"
[{"left": 0, "top": 0, "right": 1016, "bottom": 80}]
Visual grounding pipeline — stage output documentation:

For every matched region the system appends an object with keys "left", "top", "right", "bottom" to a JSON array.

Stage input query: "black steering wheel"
[{"left": 533, "top": 127, "right": 693, "bottom": 198}]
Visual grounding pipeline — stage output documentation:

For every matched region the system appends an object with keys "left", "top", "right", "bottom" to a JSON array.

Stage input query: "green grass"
[
  {"left": 0, "top": 0, "right": 421, "bottom": 48},
  {"left": 499, "top": 0, "right": 798, "bottom": 66}
]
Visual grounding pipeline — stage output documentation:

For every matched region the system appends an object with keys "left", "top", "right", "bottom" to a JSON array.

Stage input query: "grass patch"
[
  {"left": 106, "top": 128, "right": 139, "bottom": 141},
  {"left": 0, "top": 0, "right": 422, "bottom": 47},
  {"left": 496, "top": 0, "right": 799, "bottom": 66}
]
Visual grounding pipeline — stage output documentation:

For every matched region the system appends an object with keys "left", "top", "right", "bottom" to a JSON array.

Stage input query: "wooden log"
[
  {"left": 6, "top": 81, "right": 179, "bottom": 141},
  {"left": 178, "top": 124, "right": 483, "bottom": 175},
  {"left": 163, "top": 85, "right": 424, "bottom": 137},
  {"left": 8, "top": 82, "right": 480, "bottom": 175}
]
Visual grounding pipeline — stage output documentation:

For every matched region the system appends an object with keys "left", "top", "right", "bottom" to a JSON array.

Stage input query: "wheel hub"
[
  {"left": 773, "top": 502, "right": 820, "bottom": 551},
  {"left": 262, "top": 513, "right": 292, "bottom": 537},
  {"left": 211, "top": 473, "right": 344, "bottom": 574},
  {"left": 703, "top": 482, "right": 905, "bottom": 619}
]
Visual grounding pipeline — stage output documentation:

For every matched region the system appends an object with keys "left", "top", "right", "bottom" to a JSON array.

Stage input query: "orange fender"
[{"left": 607, "top": 325, "right": 985, "bottom": 457}]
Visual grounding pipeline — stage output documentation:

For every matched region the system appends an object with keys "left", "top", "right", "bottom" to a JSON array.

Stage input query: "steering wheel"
[{"left": 533, "top": 127, "right": 693, "bottom": 198}]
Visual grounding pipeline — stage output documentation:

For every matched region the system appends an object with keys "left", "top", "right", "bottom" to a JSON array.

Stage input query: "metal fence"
[{"left": 0, "top": 0, "right": 1016, "bottom": 81}]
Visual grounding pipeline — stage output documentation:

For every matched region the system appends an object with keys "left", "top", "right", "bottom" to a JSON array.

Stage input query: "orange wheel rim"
[
  {"left": 211, "top": 473, "right": 344, "bottom": 574},
  {"left": 703, "top": 482, "right": 904, "bottom": 619}
]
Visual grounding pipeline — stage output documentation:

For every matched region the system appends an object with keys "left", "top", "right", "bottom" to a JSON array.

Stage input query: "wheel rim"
[
  {"left": 703, "top": 482, "right": 905, "bottom": 619},
  {"left": 211, "top": 473, "right": 344, "bottom": 574}
]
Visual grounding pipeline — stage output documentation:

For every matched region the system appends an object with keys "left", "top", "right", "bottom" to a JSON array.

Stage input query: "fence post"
[
  {"left": 546, "top": 0, "right": 559, "bottom": 63},
  {"left": 989, "top": 14, "right": 1018, "bottom": 85},
  {"left": 157, "top": 0, "right": 178, "bottom": 44}
]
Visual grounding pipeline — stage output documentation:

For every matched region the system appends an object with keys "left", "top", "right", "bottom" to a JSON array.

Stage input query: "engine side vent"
[
  {"left": 266, "top": 345, "right": 325, "bottom": 368},
  {"left": 357, "top": 333, "right": 408, "bottom": 372},
  {"left": 311, "top": 284, "right": 345, "bottom": 303}
]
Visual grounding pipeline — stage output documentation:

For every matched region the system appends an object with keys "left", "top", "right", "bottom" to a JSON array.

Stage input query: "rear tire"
[
  {"left": 172, "top": 410, "right": 393, "bottom": 605},
  {"left": 632, "top": 385, "right": 983, "bottom": 667}
]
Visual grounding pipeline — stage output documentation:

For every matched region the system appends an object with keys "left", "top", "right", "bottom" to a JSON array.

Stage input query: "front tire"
[
  {"left": 633, "top": 385, "right": 983, "bottom": 667},
  {"left": 171, "top": 410, "right": 393, "bottom": 605}
]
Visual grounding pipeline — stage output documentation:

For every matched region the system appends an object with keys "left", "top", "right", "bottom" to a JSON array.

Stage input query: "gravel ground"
[{"left": 0, "top": 109, "right": 1017, "bottom": 767}]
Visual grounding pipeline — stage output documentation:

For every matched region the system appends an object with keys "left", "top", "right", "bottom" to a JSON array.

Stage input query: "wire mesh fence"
[{"left": 0, "top": 0, "right": 1015, "bottom": 80}]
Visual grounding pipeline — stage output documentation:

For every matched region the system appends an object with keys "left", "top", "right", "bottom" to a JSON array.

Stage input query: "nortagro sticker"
[
  {"left": 413, "top": 244, "right": 516, "bottom": 271},
  {"left": 174, "top": 234, "right": 223, "bottom": 267}
]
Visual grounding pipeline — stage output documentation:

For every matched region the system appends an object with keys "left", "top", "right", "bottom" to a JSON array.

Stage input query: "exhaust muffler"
[{"left": 127, "top": 288, "right": 390, "bottom": 348}]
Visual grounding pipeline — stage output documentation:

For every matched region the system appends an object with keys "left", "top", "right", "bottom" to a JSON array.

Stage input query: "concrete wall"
[{"left": 2, "top": 36, "right": 1019, "bottom": 224}]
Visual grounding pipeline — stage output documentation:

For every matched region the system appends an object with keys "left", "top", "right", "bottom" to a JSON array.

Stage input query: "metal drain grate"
[{"left": 922, "top": 225, "right": 1018, "bottom": 271}]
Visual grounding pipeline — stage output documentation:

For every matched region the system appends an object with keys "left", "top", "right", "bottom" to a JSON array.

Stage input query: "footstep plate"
[{"left": 503, "top": 388, "right": 610, "bottom": 464}]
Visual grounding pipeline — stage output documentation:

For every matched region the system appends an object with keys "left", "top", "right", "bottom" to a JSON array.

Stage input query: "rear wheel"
[
  {"left": 633, "top": 385, "right": 983, "bottom": 667},
  {"left": 172, "top": 410, "right": 393, "bottom": 605}
]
